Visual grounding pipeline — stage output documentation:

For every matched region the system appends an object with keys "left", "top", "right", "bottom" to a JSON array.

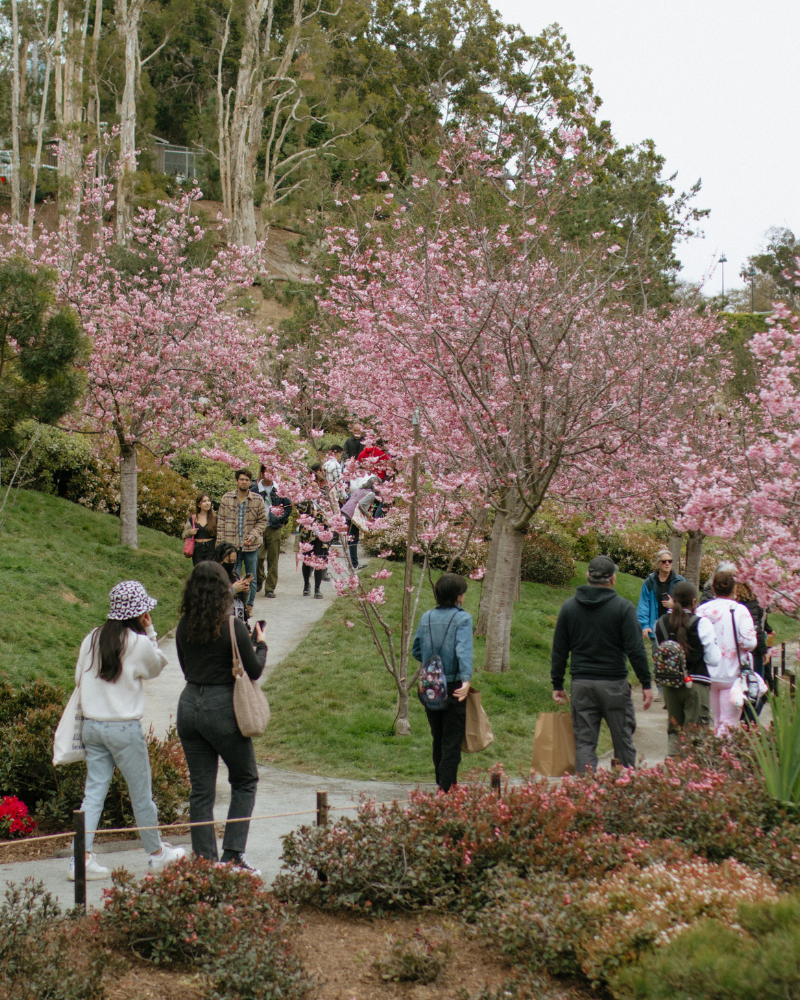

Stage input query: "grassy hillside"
[{"left": 0, "top": 489, "right": 189, "bottom": 687}]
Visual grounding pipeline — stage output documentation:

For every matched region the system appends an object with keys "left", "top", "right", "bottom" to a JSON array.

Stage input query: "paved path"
[{"left": 2, "top": 551, "right": 671, "bottom": 906}]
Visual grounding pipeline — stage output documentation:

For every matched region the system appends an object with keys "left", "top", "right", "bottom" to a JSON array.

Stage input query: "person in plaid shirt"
[{"left": 216, "top": 469, "right": 267, "bottom": 612}]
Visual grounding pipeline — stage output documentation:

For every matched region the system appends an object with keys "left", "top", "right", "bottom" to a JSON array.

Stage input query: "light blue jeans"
[
  {"left": 78, "top": 719, "right": 162, "bottom": 854},
  {"left": 236, "top": 548, "right": 259, "bottom": 607}
]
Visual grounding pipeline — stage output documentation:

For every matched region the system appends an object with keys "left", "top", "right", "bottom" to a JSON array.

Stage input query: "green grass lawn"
[{"left": 0, "top": 489, "right": 189, "bottom": 688}]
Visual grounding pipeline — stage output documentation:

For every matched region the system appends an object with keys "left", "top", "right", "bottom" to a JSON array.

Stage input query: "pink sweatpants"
[{"left": 710, "top": 682, "right": 740, "bottom": 734}]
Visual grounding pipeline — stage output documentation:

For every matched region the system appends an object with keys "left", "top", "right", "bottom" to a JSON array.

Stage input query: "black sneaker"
[
  {"left": 314, "top": 591, "right": 323, "bottom": 599},
  {"left": 231, "top": 856, "right": 262, "bottom": 877},
  {"left": 303, "top": 586, "right": 311, "bottom": 596}
]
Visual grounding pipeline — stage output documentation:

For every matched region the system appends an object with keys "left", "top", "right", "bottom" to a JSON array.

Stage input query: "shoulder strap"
[
  {"left": 229, "top": 616, "right": 244, "bottom": 678},
  {"left": 730, "top": 607, "right": 743, "bottom": 663}
]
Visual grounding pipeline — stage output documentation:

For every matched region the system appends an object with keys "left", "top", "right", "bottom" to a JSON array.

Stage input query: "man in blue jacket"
[
  {"left": 637, "top": 549, "right": 685, "bottom": 650},
  {"left": 552, "top": 555, "right": 652, "bottom": 773}
]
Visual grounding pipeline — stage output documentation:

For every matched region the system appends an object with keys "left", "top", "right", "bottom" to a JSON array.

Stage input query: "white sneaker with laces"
[
  {"left": 148, "top": 842, "right": 187, "bottom": 870},
  {"left": 226, "top": 855, "right": 262, "bottom": 877},
  {"left": 67, "top": 853, "right": 110, "bottom": 881}
]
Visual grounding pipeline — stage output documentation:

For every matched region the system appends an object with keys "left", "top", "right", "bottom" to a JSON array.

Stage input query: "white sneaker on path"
[
  {"left": 67, "top": 853, "right": 110, "bottom": 881},
  {"left": 148, "top": 842, "right": 187, "bottom": 870}
]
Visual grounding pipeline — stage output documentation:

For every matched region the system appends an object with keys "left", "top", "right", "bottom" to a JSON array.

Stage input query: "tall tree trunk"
[
  {"left": 483, "top": 518, "right": 526, "bottom": 673},
  {"left": 56, "top": 3, "right": 88, "bottom": 234},
  {"left": 684, "top": 530, "right": 704, "bottom": 587},
  {"left": 119, "top": 442, "right": 138, "bottom": 548},
  {"left": 476, "top": 509, "right": 505, "bottom": 636},
  {"left": 19, "top": 35, "right": 28, "bottom": 122},
  {"left": 397, "top": 417, "right": 420, "bottom": 736},
  {"left": 10, "top": 0, "right": 21, "bottom": 225},
  {"left": 115, "top": 0, "right": 144, "bottom": 243},
  {"left": 667, "top": 530, "right": 683, "bottom": 574},
  {"left": 217, "top": 10, "right": 231, "bottom": 218},
  {"left": 28, "top": 10, "right": 53, "bottom": 236}
]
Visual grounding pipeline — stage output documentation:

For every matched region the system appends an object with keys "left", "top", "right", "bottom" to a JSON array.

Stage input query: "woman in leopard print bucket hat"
[{"left": 68, "top": 581, "right": 186, "bottom": 882}]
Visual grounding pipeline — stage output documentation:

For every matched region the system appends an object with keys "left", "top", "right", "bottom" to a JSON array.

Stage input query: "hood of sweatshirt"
[{"left": 574, "top": 584, "right": 619, "bottom": 608}]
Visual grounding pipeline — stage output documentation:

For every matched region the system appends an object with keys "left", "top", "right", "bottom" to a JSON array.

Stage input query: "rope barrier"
[{"left": 1, "top": 804, "right": 361, "bottom": 848}]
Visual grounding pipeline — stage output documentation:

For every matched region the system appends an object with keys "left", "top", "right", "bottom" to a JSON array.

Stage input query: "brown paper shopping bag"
[
  {"left": 461, "top": 688, "right": 494, "bottom": 753},
  {"left": 531, "top": 711, "right": 575, "bottom": 777}
]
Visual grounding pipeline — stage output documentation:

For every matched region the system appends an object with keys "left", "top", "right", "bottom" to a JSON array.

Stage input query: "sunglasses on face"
[{"left": 660, "top": 559, "right": 673, "bottom": 565}]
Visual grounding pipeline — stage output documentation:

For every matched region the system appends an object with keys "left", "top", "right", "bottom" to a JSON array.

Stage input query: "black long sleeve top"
[{"left": 176, "top": 615, "right": 266, "bottom": 685}]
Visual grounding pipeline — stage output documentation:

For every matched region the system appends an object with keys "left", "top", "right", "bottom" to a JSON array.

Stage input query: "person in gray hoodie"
[{"left": 551, "top": 555, "right": 653, "bottom": 773}]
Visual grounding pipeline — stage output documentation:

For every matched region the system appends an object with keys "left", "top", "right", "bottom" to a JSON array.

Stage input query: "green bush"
[
  {"left": 520, "top": 533, "right": 574, "bottom": 586},
  {"left": 12, "top": 421, "right": 197, "bottom": 537},
  {"left": 101, "top": 859, "right": 313, "bottom": 999},
  {"left": 614, "top": 895, "right": 800, "bottom": 1000},
  {"left": 1, "top": 879, "right": 113, "bottom": 998},
  {"left": 375, "top": 927, "right": 453, "bottom": 984},
  {"left": 171, "top": 449, "right": 239, "bottom": 507},
  {"left": 0, "top": 679, "right": 189, "bottom": 833}
]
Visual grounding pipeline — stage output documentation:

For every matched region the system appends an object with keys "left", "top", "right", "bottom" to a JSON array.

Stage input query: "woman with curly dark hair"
[{"left": 176, "top": 561, "right": 267, "bottom": 873}]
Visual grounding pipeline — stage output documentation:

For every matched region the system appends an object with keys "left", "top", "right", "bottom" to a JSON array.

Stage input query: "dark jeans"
[
  {"left": 571, "top": 677, "right": 637, "bottom": 773},
  {"left": 192, "top": 540, "right": 214, "bottom": 566},
  {"left": 425, "top": 682, "right": 467, "bottom": 792},
  {"left": 177, "top": 683, "right": 258, "bottom": 861}
]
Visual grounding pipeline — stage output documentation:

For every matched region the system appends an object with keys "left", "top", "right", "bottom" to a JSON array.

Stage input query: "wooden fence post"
[{"left": 73, "top": 810, "right": 86, "bottom": 911}]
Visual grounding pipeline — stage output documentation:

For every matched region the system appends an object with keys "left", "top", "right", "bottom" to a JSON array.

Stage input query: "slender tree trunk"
[
  {"left": 667, "top": 530, "right": 683, "bottom": 574},
  {"left": 483, "top": 518, "right": 526, "bottom": 673},
  {"left": 684, "top": 530, "right": 704, "bottom": 587},
  {"left": 119, "top": 442, "right": 138, "bottom": 548},
  {"left": 28, "top": 9, "right": 53, "bottom": 236},
  {"left": 217, "top": 11, "right": 231, "bottom": 218},
  {"left": 19, "top": 35, "right": 28, "bottom": 121},
  {"left": 10, "top": 0, "right": 21, "bottom": 225},
  {"left": 115, "top": 0, "right": 144, "bottom": 243},
  {"left": 476, "top": 509, "right": 505, "bottom": 636}
]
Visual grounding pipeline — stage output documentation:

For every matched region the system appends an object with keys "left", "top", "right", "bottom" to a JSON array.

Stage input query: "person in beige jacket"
[{"left": 215, "top": 469, "right": 267, "bottom": 612}]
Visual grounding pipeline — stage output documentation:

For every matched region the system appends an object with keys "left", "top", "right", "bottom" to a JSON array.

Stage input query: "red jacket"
[{"left": 357, "top": 446, "right": 391, "bottom": 479}]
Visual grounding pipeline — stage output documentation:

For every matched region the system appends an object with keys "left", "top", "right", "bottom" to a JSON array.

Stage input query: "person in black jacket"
[
  {"left": 176, "top": 561, "right": 267, "bottom": 873},
  {"left": 551, "top": 555, "right": 653, "bottom": 773}
]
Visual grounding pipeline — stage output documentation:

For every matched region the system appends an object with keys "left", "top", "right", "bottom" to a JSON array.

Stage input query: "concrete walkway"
[{"left": 1, "top": 550, "right": 672, "bottom": 907}]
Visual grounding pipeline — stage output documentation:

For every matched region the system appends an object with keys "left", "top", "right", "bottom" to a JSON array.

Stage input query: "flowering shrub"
[
  {"left": 101, "top": 859, "right": 312, "bottom": 998},
  {"left": 615, "top": 894, "right": 800, "bottom": 1000},
  {"left": 374, "top": 927, "right": 453, "bottom": 983},
  {"left": 0, "top": 797, "right": 36, "bottom": 839},
  {"left": 578, "top": 859, "right": 778, "bottom": 986}
]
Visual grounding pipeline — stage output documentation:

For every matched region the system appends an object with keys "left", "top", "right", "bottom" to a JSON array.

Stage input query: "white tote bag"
[{"left": 53, "top": 660, "right": 89, "bottom": 766}]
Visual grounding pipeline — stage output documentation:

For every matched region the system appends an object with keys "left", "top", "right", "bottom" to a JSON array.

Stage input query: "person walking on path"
[
  {"left": 340, "top": 475, "right": 378, "bottom": 570},
  {"left": 342, "top": 424, "right": 364, "bottom": 463},
  {"left": 176, "top": 562, "right": 267, "bottom": 874},
  {"left": 552, "top": 555, "right": 653, "bottom": 774},
  {"left": 654, "top": 581, "right": 720, "bottom": 756},
  {"left": 250, "top": 465, "right": 292, "bottom": 598},
  {"left": 216, "top": 468, "right": 267, "bottom": 615},
  {"left": 69, "top": 581, "right": 186, "bottom": 881},
  {"left": 182, "top": 494, "right": 217, "bottom": 566},
  {"left": 699, "top": 561, "right": 736, "bottom": 605},
  {"left": 696, "top": 570, "right": 757, "bottom": 734},
  {"left": 638, "top": 549, "right": 685, "bottom": 654},
  {"left": 412, "top": 573, "right": 473, "bottom": 792},
  {"left": 296, "top": 463, "right": 332, "bottom": 599}
]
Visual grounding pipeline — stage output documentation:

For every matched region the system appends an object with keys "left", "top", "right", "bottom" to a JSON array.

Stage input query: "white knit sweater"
[{"left": 75, "top": 626, "right": 168, "bottom": 721}]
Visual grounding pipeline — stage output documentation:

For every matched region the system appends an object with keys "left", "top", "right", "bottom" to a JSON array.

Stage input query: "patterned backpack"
[
  {"left": 417, "top": 611, "right": 460, "bottom": 711},
  {"left": 652, "top": 639, "right": 689, "bottom": 688}
]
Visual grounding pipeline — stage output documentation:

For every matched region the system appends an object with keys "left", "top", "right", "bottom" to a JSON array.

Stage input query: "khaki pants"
[
  {"left": 257, "top": 525, "right": 282, "bottom": 594},
  {"left": 663, "top": 683, "right": 712, "bottom": 756}
]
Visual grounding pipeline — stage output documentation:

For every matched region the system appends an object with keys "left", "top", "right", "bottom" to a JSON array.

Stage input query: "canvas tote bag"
[
  {"left": 229, "top": 616, "right": 271, "bottom": 737},
  {"left": 531, "top": 711, "right": 575, "bottom": 777},
  {"left": 461, "top": 688, "right": 494, "bottom": 753},
  {"left": 53, "top": 649, "right": 91, "bottom": 766}
]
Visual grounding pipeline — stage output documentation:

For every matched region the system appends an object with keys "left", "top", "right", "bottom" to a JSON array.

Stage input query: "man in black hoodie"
[{"left": 551, "top": 555, "right": 653, "bottom": 773}]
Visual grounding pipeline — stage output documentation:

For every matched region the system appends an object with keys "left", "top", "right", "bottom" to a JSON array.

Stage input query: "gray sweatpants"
[{"left": 570, "top": 677, "right": 637, "bottom": 774}]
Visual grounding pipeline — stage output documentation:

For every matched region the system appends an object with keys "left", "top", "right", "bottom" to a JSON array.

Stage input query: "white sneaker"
[
  {"left": 148, "top": 842, "right": 187, "bottom": 870},
  {"left": 217, "top": 855, "right": 262, "bottom": 877},
  {"left": 67, "top": 853, "right": 110, "bottom": 881}
]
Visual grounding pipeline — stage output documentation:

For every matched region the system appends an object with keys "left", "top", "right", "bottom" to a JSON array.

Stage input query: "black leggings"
[
  {"left": 425, "top": 682, "right": 467, "bottom": 792},
  {"left": 302, "top": 563, "right": 325, "bottom": 592}
]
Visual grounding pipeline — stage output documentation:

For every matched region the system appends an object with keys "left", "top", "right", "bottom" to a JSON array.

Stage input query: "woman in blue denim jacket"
[{"left": 412, "top": 573, "right": 473, "bottom": 792}]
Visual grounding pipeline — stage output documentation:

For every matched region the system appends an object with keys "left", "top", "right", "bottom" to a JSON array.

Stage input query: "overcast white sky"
[{"left": 493, "top": 0, "right": 800, "bottom": 293}]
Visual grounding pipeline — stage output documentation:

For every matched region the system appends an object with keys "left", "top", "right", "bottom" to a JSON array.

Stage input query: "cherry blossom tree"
[
  {"left": 0, "top": 180, "right": 270, "bottom": 548},
  {"left": 319, "top": 133, "right": 722, "bottom": 671},
  {"left": 680, "top": 293, "right": 800, "bottom": 615}
]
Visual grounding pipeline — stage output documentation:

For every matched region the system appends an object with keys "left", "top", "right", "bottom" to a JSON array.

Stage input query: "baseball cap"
[{"left": 587, "top": 555, "right": 617, "bottom": 581}]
